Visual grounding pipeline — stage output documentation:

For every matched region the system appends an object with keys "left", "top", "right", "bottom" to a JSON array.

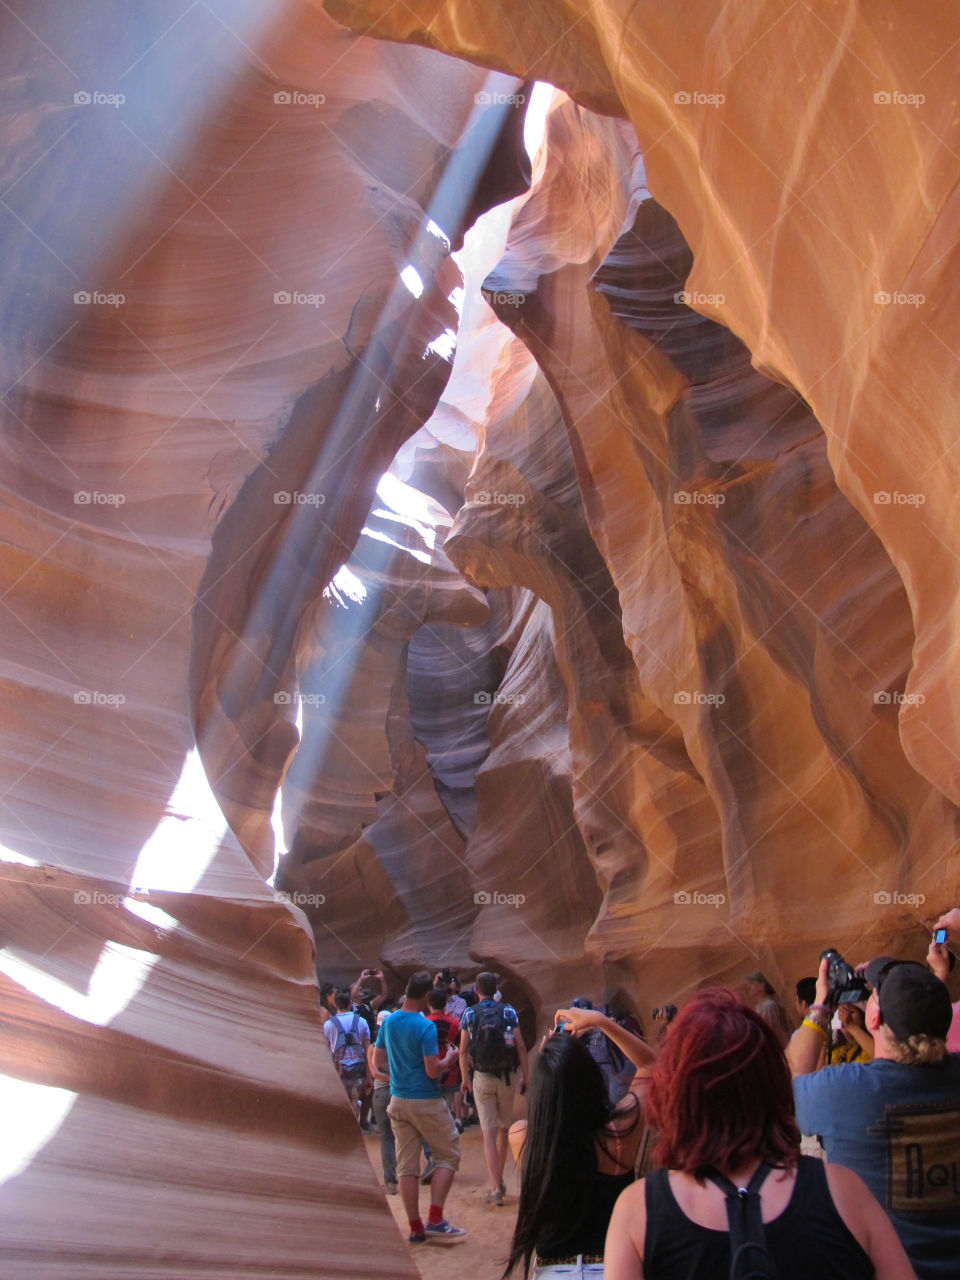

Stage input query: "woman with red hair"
[{"left": 604, "top": 988, "right": 913, "bottom": 1279}]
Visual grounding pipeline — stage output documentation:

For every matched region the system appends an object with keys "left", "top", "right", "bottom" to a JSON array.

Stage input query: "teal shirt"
[{"left": 378, "top": 1010, "right": 441, "bottom": 1100}]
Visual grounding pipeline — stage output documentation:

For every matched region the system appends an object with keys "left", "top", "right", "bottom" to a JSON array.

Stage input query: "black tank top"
[
  {"left": 537, "top": 1169, "right": 634, "bottom": 1257},
  {"left": 643, "top": 1156, "right": 873, "bottom": 1279}
]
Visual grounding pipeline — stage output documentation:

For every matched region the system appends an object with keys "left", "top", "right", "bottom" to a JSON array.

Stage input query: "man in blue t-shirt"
[
  {"left": 375, "top": 970, "right": 465, "bottom": 1246},
  {"left": 789, "top": 953, "right": 960, "bottom": 1279}
]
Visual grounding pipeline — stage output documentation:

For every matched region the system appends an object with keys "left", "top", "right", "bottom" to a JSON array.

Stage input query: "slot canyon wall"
[{"left": 0, "top": 0, "right": 958, "bottom": 1274}]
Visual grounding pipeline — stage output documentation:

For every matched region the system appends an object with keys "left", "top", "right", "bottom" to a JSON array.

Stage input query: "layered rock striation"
[{"left": 3, "top": 0, "right": 960, "bottom": 1273}]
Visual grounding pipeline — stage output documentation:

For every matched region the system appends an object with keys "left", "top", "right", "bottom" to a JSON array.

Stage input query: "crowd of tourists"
[{"left": 318, "top": 906, "right": 960, "bottom": 1279}]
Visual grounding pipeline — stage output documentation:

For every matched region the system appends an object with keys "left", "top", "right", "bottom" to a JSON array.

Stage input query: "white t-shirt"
[{"left": 323, "top": 1010, "right": 370, "bottom": 1055}]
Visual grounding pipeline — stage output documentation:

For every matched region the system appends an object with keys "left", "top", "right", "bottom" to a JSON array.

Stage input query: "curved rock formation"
[
  {"left": 0, "top": 2, "right": 527, "bottom": 1273},
  {"left": 472, "top": 93, "right": 958, "bottom": 996},
  {"left": 325, "top": 0, "right": 960, "bottom": 816},
  {"left": 4, "top": 0, "right": 960, "bottom": 1273}
]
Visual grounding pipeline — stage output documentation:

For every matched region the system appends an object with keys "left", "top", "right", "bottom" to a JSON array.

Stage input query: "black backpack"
[
  {"left": 332, "top": 1013, "right": 367, "bottom": 1081},
  {"left": 470, "top": 1002, "right": 517, "bottom": 1077},
  {"left": 703, "top": 1163, "right": 780, "bottom": 1280}
]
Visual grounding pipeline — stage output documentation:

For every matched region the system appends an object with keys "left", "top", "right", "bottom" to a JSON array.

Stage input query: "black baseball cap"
[
  {"left": 862, "top": 955, "right": 898, "bottom": 992},
  {"left": 875, "top": 962, "right": 952, "bottom": 1040}
]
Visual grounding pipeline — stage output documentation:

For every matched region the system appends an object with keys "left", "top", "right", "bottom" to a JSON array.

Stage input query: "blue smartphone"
[{"left": 934, "top": 926, "right": 948, "bottom": 945}]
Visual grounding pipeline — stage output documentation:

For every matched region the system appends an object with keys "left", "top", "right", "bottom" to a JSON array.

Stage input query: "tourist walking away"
[
  {"left": 605, "top": 987, "right": 913, "bottom": 1280},
  {"left": 426, "top": 985, "right": 462, "bottom": 1126},
  {"left": 790, "top": 953, "right": 960, "bottom": 1278},
  {"left": 323, "top": 986, "right": 370, "bottom": 1123},
  {"left": 460, "top": 971, "right": 529, "bottom": 1206},
  {"left": 503, "top": 1028, "right": 650, "bottom": 1278},
  {"left": 369, "top": 1009, "right": 397, "bottom": 1194},
  {"left": 375, "top": 970, "right": 466, "bottom": 1245}
]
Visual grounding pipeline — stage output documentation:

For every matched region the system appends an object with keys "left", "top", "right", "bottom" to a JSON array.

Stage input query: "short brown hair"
[
  {"left": 406, "top": 970, "right": 434, "bottom": 1000},
  {"left": 648, "top": 987, "right": 799, "bottom": 1176},
  {"left": 476, "top": 971, "right": 497, "bottom": 997}
]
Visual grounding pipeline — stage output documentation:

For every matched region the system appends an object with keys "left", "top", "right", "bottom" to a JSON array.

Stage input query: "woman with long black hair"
[{"left": 503, "top": 1027, "right": 651, "bottom": 1279}]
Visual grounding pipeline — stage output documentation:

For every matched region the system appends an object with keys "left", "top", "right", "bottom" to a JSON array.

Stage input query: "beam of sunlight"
[
  {"left": 427, "top": 327, "right": 458, "bottom": 360},
  {"left": 268, "top": 784, "right": 287, "bottom": 887},
  {"left": 325, "top": 564, "right": 368, "bottom": 607},
  {"left": 0, "top": 747, "right": 228, "bottom": 1187},
  {"left": 524, "top": 81, "right": 555, "bottom": 162},
  {"left": 226, "top": 69, "right": 529, "bottom": 907},
  {"left": 400, "top": 264, "right": 425, "bottom": 298},
  {"left": 0, "top": 844, "right": 41, "bottom": 866},
  {"left": 0, "top": 1078, "right": 76, "bottom": 1184}
]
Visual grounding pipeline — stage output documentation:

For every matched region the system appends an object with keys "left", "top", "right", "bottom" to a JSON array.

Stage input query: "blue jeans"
[{"left": 372, "top": 1085, "right": 396, "bottom": 1184}]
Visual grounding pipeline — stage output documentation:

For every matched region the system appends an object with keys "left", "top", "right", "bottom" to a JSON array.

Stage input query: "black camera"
[
  {"left": 820, "top": 948, "right": 869, "bottom": 1006},
  {"left": 652, "top": 1005, "right": 677, "bottom": 1022}
]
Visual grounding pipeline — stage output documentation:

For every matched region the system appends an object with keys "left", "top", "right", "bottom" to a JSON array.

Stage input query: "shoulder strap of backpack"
[{"left": 702, "top": 1163, "right": 779, "bottom": 1280}]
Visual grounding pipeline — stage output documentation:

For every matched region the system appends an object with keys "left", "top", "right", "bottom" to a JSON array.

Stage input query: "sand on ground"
[{"left": 363, "top": 1124, "right": 520, "bottom": 1280}]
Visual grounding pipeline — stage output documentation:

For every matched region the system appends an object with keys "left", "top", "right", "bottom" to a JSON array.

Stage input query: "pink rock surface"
[
  {"left": 324, "top": 0, "right": 960, "bottom": 814},
  {"left": 4, "top": 1, "right": 960, "bottom": 1272},
  {"left": 0, "top": 2, "right": 526, "bottom": 1273}
]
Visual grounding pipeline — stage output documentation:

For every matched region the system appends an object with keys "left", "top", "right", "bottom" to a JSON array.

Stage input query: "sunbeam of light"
[
  {"left": 15, "top": 1, "right": 289, "bottom": 361},
  {"left": 0, "top": 747, "right": 228, "bottom": 1186},
  {"left": 212, "top": 70, "right": 529, "bottom": 895},
  {"left": 400, "top": 265, "right": 425, "bottom": 298},
  {"left": 524, "top": 82, "right": 554, "bottom": 162}
]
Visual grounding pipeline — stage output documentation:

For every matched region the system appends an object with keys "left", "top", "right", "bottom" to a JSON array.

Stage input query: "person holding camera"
[
  {"left": 789, "top": 951, "right": 960, "bottom": 1278},
  {"left": 503, "top": 1026, "right": 652, "bottom": 1278},
  {"left": 927, "top": 909, "right": 960, "bottom": 1052},
  {"left": 351, "top": 967, "right": 387, "bottom": 1033},
  {"left": 605, "top": 988, "right": 912, "bottom": 1280},
  {"left": 435, "top": 970, "right": 467, "bottom": 1021},
  {"left": 830, "top": 1002, "right": 874, "bottom": 1065}
]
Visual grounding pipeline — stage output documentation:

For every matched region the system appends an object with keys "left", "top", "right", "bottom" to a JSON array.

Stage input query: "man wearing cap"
[
  {"left": 789, "top": 954, "right": 960, "bottom": 1278},
  {"left": 744, "top": 970, "right": 793, "bottom": 1048}
]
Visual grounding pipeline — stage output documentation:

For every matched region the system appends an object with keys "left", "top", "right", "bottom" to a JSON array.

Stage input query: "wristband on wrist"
[{"left": 802, "top": 1017, "right": 829, "bottom": 1039}]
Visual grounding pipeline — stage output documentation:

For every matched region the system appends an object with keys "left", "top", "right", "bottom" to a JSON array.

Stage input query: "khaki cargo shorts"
[
  {"left": 474, "top": 1071, "right": 517, "bottom": 1130},
  {"left": 387, "top": 1096, "right": 461, "bottom": 1176}
]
